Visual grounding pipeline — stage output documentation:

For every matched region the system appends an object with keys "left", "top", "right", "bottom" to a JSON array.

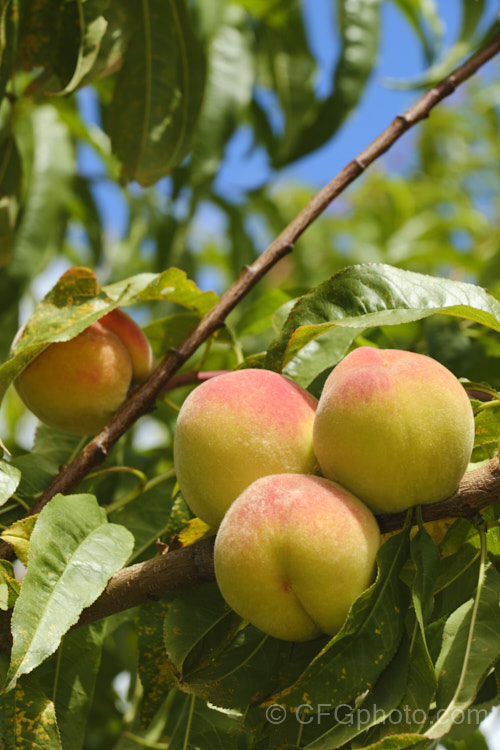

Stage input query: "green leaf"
[
  {"left": 18, "top": 0, "right": 108, "bottom": 94},
  {"left": 432, "top": 542, "right": 481, "bottom": 623},
  {"left": 143, "top": 313, "right": 201, "bottom": 360},
  {"left": 356, "top": 735, "right": 433, "bottom": 750},
  {"left": 472, "top": 402, "right": 500, "bottom": 461},
  {"left": 0, "top": 515, "right": 37, "bottom": 566},
  {"left": 235, "top": 288, "right": 297, "bottom": 339},
  {"left": 282, "top": 326, "right": 357, "bottom": 388},
  {"left": 0, "top": 459, "right": 20, "bottom": 507},
  {"left": 389, "top": 0, "right": 443, "bottom": 63},
  {"left": 55, "top": 0, "right": 109, "bottom": 94},
  {"left": 0, "top": 109, "right": 22, "bottom": 269},
  {"left": 267, "top": 529, "right": 411, "bottom": 712},
  {"left": 0, "top": 0, "right": 18, "bottom": 103},
  {"left": 0, "top": 266, "right": 216, "bottom": 408},
  {"left": 137, "top": 600, "right": 178, "bottom": 728},
  {"left": 410, "top": 523, "right": 441, "bottom": 629},
  {"left": 386, "top": 626, "right": 437, "bottom": 734},
  {"left": 189, "top": 4, "right": 253, "bottom": 186},
  {"left": 387, "top": 0, "right": 488, "bottom": 89},
  {"left": 163, "top": 582, "right": 241, "bottom": 672},
  {"left": 33, "top": 623, "right": 106, "bottom": 750},
  {"left": 266, "top": 264, "right": 500, "bottom": 372},
  {"left": 426, "top": 553, "right": 500, "bottom": 738},
  {"left": 103, "top": 267, "right": 218, "bottom": 315},
  {"left": 0, "top": 560, "right": 19, "bottom": 610},
  {"left": 301, "top": 637, "right": 410, "bottom": 749},
  {"left": 1, "top": 677, "right": 63, "bottom": 749},
  {"left": 282, "top": 0, "right": 380, "bottom": 165},
  {"left": 441, "top": 730, "right": 491, "bottom": 750},
  {"left": 9, "top": 105, "right": 75, "bottom": 279},
  {"left": 80, "top": 1, "right": 133, "bottom": 85},
  {"left": 109, "top": 0, "right": 207, "bottom": 186},
  {"left": 166, "top": 694, "right": 246, "bottom": 750},
  {"left": 256, "top": 1, "right": 317, "bottom": 168},
  {"left": 109, "top": 476, "right": 178, "bottom": 562},
  {"left": 5, "top": 493, "right": 134, "bottom": 691},
  {"left": 189, "top": 623, "right": 322, "bottom": 712}
]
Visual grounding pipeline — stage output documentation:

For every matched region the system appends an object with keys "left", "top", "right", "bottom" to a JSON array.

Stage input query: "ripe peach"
[
  {"left": 214, "top": 473, "right": 380, "bottom": 642},
  {"left": 14, "top": 309, "right": 154, "bottom": 435},
  {"left": 173, "top": 369, "right": 318, "bottom": 527},
  {"left": 313, "top": 347, "right": 475, "bottom": 514}
]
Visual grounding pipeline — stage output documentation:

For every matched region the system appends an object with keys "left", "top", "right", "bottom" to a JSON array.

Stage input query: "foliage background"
[{"left": 0, "top": 0, "right": 500, "bottom": 748}]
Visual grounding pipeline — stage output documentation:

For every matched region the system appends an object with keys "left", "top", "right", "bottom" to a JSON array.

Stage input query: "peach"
[
  {"left": 173, "top": 369, "right": 318, "bottom": 527},
  {"left": 14, "top": 309, "right": 154, "bottom": 435},
  {"left": 313, "top": 347, "right": 475, "bottom": 514},
  {"left": 214, "top": 473, "right": 380, "bottom": 641},
  {"left": 98, "top": 309, "right": 155, "bottom": 383}
]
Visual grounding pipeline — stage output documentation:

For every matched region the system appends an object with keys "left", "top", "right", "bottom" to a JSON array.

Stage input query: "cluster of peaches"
[{"left": 12, "top": 309, "right": 476, "bottom": 642}]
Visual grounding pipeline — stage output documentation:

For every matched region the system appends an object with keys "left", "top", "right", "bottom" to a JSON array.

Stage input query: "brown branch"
[
  {"left": 0, "top": 32, "right": 498, "bottom": 569},
  {"left": 64, "top": 455, "right": 500, "bottom": 627},
  {"left": 1, "top": 456, "right": 499, "bottom": 653}
]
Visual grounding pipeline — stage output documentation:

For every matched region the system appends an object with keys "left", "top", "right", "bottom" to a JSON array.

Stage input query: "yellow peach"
[
  {"left": 173, "top": 369, "right": 318, "bottom": 527},
  {"left": 313, "top": 347, "right": 475, "bottom": 514},
  {"left": 14, "top": 309, "right": 154, "bottom": 435},
  {"left": 214, "top": 473, "right": 380, "bottom": 641}
]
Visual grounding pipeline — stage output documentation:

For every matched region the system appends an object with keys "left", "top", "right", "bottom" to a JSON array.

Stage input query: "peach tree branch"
[
  {"left": 0, "top": 31, "right": 498, "bottom": 568},
  {"left": 1, "top": 455, "right": 499, "bottom": 653}
]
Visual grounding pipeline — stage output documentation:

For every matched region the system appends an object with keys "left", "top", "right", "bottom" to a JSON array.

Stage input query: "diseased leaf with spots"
[
  {"left": 0, "top": 515, "right": 37, "bottom": 565},
  {"left": 137, "top": 600, "right": 178, "bottom": 727},
  {"left": 265, "top": 529, "right": 411, "bottom": 712},
  {"left": 33, "top": 623, "right": 106, "bottom": 750},
  {"left": 0, "top": 266, "right": 217, "bottom": 407},
  {"left": 1, "top": 676, "right": 63, "bottom": 749}
]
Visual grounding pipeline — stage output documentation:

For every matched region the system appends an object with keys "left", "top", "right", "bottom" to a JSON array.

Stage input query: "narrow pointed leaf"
[
  {"left": 426, "top": 564, "right": 500, "bottom": 739},
  {"left": 388, "top": 0, "right": 488, "bottom": 89},
  {"left": 189, "top": 4, "right": 253, "bottom": 186},
  {"left": 10, "top": 105, "right": 74, "bottom": 278},
  {"left": 266, "top": 529, "right": 411, "bottom": 712},
  {"left": 34, "top": 623, "right": 106, "bottom": 750},
  {"left": 303, "top": 638, "right": 410, "bottom": 749},
  {"left": 5, "top": 493, "right": 134, "bottom": 691},
  {"left": 389, "top": 0, "right": 443, "bottom": 63},
  {"left": 1, "top": 677, "right": 63, "bottom": 749},
  {"left": 109, "top": 0, "right": 206, "bottom": 185},
  {"left": 56, "top": 0, "right": 109, "bottom": 94},
  {"left": 282, "top": 0, "right": 380, "bottom": 165},
  {"left": 0, "top": 130, "right": 22, "bottom": 269},
  {"left": 0, "top": 0, "right": 18, "bottom": 102}
]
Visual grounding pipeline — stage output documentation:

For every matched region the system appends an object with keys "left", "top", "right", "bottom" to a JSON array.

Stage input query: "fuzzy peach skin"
[
  {"left": 14, "top": 310, "right": 154, "bottom": 435},
  {"left": 99, "top": 309, "right": 155, "bottom": 383},
  {"left": 313, "top": 347, "right": 475, "bottom": 514},
  {"left": 214, "top": 473, "right": 380, "bottom": 642},
  {"left": 173, "top": 369, "right": 318, "bottom": 528}
]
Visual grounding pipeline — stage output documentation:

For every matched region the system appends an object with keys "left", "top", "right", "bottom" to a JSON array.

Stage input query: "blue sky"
[{"left": 77, "top": 1, "right": 499, "bottom": 244}]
